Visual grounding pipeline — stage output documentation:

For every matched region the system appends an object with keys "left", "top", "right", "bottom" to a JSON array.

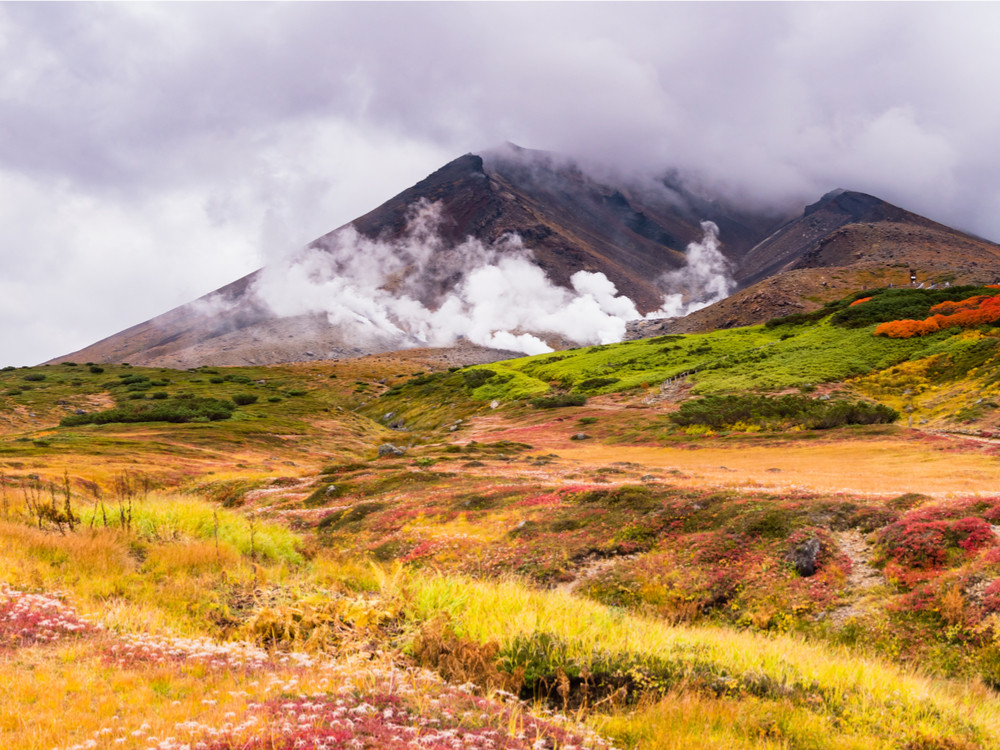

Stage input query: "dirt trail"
[
  {"left": 828, "top": 529, "right": 884, "bottom": 625},
  {"left": 554, "top": 555, "right": 637, "bottom": 596}
]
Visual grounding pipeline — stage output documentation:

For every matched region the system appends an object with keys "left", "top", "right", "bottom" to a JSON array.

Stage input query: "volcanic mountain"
[{"left": 55, "top": 146, "right": 1000, "bottom": 366}]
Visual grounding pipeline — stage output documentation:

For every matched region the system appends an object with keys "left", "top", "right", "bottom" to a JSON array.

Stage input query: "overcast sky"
[{"left": 4, "top": 2, "right": 1000, "bottom": 366}]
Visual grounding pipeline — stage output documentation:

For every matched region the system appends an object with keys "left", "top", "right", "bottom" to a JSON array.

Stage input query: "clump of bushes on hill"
[
  {"left": 531, "top": 393, "right": 587, "bottom": 409},
  {"left": 833, "top": 286, "right": 999, "bottom": 329},
  {"left": 874, "top": 292, "right": 1000, "bottom": 338},
  {"left": 60, "top": 396, "right": 236, "bottom": 426},
  {"left": 462, "top": 369, "right": 496, "bottom": 390},
  {"left": 765, "top": 287, "right": 1000, "bottom": 331},
  {"left": 576, "top": 377, "right": 619, "bottom": 392},
  {"left": 670, "top": 394, "right": 898, "bottom": 430}
]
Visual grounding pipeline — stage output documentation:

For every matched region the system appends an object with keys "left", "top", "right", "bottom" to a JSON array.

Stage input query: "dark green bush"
[
  {"left": 88, "top": 365, "right": 104, "bottom": 374},
  {"left": 576, "top": 377, "right": 620, "bottom": 391},
  {"left": 531, "top": 393, "right": 587, "bottom": 409},
  {"left": 209, "top": 377, "right": 225, "bottom": 384},
  {"left": 60, "top": 397, "right": 236, "bottom": 426},
  {"left": 232, "top": 393, "right": 259, "bottom": 406},
  {"left": 670, "top": 394, "right": 898, "bottom": 430},
  {"left": 22, "top": 373, "right": 45, "bottom": 382},
  {"left": 150, "top": 391, "right": 169, "bottom": 400},
  {"left": 462, "top": 369, "right": 496, "bottom": 389}
]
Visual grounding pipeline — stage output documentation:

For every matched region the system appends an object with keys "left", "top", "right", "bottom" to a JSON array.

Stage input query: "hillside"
[{"left": 9, "top": 286, "right": 1000, "bottom": 748}]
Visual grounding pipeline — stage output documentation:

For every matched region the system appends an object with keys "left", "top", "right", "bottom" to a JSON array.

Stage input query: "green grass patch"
[{"left": 79, "top": 494, "right": 302, "bottom": 564}]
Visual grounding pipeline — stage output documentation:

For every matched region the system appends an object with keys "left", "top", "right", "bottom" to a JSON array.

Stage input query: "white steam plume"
[
  {"left": 250, "top": 200, "right": 641, "bottom": 355},
  {"left": 652, "top": 220, "right": 735, "bottom": 318}
]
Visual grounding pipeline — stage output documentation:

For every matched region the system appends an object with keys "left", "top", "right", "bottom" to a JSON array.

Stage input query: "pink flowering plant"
[{"left": 0, "top": 584, "right": 96, "bottom": 649}]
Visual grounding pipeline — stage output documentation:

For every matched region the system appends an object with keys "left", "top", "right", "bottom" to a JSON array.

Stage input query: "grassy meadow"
[{"left": 5, "top": 287, "right": 1000, "bottom": 748}]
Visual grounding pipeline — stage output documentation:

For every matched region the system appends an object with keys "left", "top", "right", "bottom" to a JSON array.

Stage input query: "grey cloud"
[{"left": 3, "top": 2, "right": 1000, "bottom": 365}]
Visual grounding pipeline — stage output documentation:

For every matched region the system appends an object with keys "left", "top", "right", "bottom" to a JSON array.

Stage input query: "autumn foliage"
[
  {"left": 849, "top": 296, "right": 873, "bottom": 307},
  {"left": 874, "top": 293, "right": 1000, "bottom": 338}
]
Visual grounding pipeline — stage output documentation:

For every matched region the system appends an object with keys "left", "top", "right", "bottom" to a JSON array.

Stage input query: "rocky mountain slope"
[
  {"left": 51, "top": 146, "right": 788, "bottom": 368},
  {"left": 630, "top": 190, "right": 1000, "bottom": 337}
]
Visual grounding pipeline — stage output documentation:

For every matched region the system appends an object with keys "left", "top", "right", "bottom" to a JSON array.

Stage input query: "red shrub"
[
  {"left": 983, "top": 579, "right": 1000, "bottom": 613},
  {"left": 878, "top": 515, "right": 996, "bottom": 570},
  {"left": 952, "top": 516, "right": 996, "bottom": 553},
  {"left": 849, "top": 296, "right": 873, "bottom": 307}
]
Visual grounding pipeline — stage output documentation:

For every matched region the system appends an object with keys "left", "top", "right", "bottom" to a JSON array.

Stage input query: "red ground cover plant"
[{"left": 849, "top": 296, "right": 873, "bottom": 307}]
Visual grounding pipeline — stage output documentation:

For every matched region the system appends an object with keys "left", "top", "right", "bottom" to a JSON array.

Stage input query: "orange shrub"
[
  {"left": 877, "top": 293, "right": 1000, "bottom": 338},
  {"left": 929, "top": 296, "right": 989, "bottom": 316},
  {"left": 874, "top": 318, "right": 941, "bottom": 338},
  {"left": 849, "top": 296, "right": 873, "bottom": 307}
]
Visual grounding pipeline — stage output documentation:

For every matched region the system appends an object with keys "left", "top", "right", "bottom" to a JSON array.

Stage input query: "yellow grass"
[
  {"left": 407, "top": 574, "right": 1000, "bottom": 748},
  {"left": 555, "top": 437, "right": 1000, "bottom": 496}
]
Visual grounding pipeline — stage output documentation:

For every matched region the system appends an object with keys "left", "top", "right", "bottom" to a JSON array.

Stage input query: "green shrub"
[
  {"left": 462, "top": 369, "right": 496, "bottom": 389},
  {"left": 530, "top": 393, "right": 587, "bottom": 409},
  {"left": 670, "top": 394, "right": 898, "bottom": 430},
  {"left": 576, "top": 377, "right": 620, "bottom": 391},
  {"left": 60, "top": 397, "right": 236, "bottom": 426},
  {"left": 286, "top": 389, "right": 307, "bottom": 397},
  {"left": 150, "top": 391, "right": 169, "bottom": 400},
  {"left": 232, "top": 393, "right": 259, "bottom": 406},
  {"left": 209, "top": 376, "right": 225, "bottom": 384},
  {"left": 87, "top": 365, "right": 104, "bottom": 374},
  {"left": 22, "top": 373, "right": 45, "bottom": 382}
]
